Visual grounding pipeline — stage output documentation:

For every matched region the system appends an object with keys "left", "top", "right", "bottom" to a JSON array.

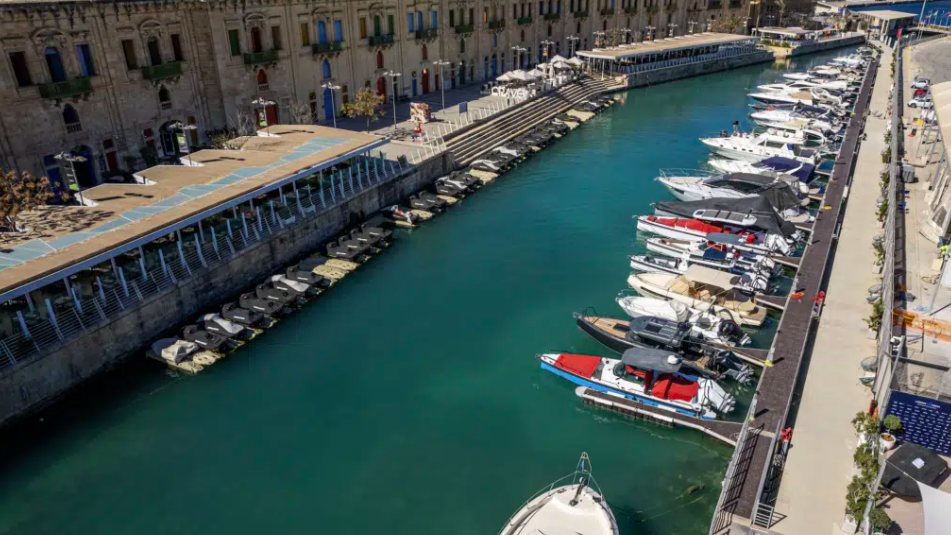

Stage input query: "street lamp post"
[
  {"left": 251, "top": 97, "right": 276, "bottom": 135},
  {"left": 620, "top": 28, "right": 632, "bottom": 44},
  {"left": 667, "top": 23, "right": 677, "bottom": 37},
  {"left": 593, "top": 30, "right": 605, "bottom": 47},
  {"left": 645, "top": 25, "right": 656, "bottom": 41},
  {"left": 384, "top": 70, "right": 402, "bottom": 128},
  {"left": 511, "top": 45, "right": 527, "bottom": 69},
  {"left": 688, "top": 21, "right": 697, "bottom": 34},
  {"left": 55, "top": 152, "right": 87, "bottom": 206},
  {"left": 321, "top": 82, "right": 341, "bottom": 128},
  {"left": 566, "top": 35, "right": 579, "bottom": 57},
  {"left": 170, "top": 121, "right": 198, "bottom": 166},
  {"left": 433, "top": 60, "right": 450, "bottom": 110}
]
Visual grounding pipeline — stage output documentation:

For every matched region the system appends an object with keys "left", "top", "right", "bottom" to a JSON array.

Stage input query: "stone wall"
[{"left": 0, "top": 151, "right": 453, "bottom": 427}]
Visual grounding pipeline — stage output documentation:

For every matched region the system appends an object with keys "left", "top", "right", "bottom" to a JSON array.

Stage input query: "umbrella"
[
  {"left": 528, "top": 68, "right": 546, "bottom": 78},
  {"left": 567, "top": 57, "right": 585, "bottom": 66},
  {"left": 496, "top": 72, "right": 514, "bottom": 82},
  {"left": 550, "top": 54, "right": 568, "bottom": 63},
  {"left": 536, "top": 62, "right": 550, "bottom": 70},
  {"left": 883, "top": 443, "right": 949, "bottom": 498},
  {"left": 552, "top": 60, "right": 571, "bottom": 69},
  {"left": 509, "top": 70, "right": 533, "bottom": 81}
]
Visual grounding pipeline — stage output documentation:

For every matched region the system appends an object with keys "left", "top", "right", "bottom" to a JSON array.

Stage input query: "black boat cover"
[
  {"left": 758, "top": 156, "right": 816, "bottom": 183},
  {"left": 654, "top": 196, "right": 797, "bottom": 237},
  {"left": 621, "top": 347, "right": 683, "bottom": 372},
  {"left": 882, "top": 443, "right": 949, "bottom": 498}
]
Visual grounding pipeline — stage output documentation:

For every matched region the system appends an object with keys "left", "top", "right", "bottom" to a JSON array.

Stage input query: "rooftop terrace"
[{"left": 576, "top": 33, "right": 758, "bottom": 61}]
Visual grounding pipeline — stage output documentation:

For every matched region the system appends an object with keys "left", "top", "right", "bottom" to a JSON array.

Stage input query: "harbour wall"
[
  {"left": 622, "top": 51, "right": 776, "bottom": 89},
  {"left": 767, "top": 35, "right": 867, "bottom": 58},
  {"left": 0, "top": 152, "right": 454, "bottom": 427}
]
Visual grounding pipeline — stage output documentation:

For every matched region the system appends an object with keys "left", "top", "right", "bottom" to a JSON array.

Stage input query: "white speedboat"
[
  {"left": 645, "top": 236, "right": 776, "bottom": 274},
  {"left": 498, "top": 452, "right": 619, "bottom": 535},
  {"left": 635, "top": 215, "right": 794, "bottom": 255},
  {"left": 748, "top": 90, "right": 815, "bottom": 106},
  {"left": 707, "top": 156, "right": 816, "bottom": 183},
  {"left": 615, "top": 294, "right": 752, "bottom": 346},
  {"left": 629, "top": 254, "right": 690, "bottom": 275},
  {"left": 538, "top": 349, "right": 737, "bottom": 419},
  {"left": 700, "top": 131, "right": 817, "bottom": 163},
  {"left": 657, "top": 169, "right": 786, "bottom": 202},
  {"left": 626, "top": 270, "right": 768, "bottom": 327}
]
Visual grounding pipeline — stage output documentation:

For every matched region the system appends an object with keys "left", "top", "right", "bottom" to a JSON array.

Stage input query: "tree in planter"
[
  {"left": 852, "top": 410, "right": 878, "bottom": 437},
  {"left": 877, "top": 198, "right": 888, "bottom": 223},
  {"left": 0, "top": 169, "right": 64, "bottom": 232},
  {"left": 868, "top": 508, "right": 892, "bottom": 534},
  {"left": 865, "top": 298, "right": 884, "bottom": 332},
  {"left": 343, "top": 88, "right": 385, "bottom": 132}
]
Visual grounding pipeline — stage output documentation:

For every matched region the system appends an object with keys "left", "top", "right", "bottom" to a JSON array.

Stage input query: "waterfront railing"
[{"left": 0, "top": 154, "right": 408, "bottom": 373}]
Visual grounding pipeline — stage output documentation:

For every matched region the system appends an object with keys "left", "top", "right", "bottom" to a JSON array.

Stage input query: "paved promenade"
[{"left": 770, "top": 45, "right": 892, "bottom": 535}]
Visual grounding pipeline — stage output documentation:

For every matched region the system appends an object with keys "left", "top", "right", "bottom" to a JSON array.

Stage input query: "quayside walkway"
[
  {"left": 708, "top": 51, "right": 881, "bottom": 534},
  {"left": 769, "top": 43, "right": 894, "bottom": 535}
]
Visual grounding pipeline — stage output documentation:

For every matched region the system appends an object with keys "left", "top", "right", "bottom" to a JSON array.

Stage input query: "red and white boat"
[
  {"left": 635, "top": 215, "right": 793, "bottom": 255},
  {"left": 537, "top": 348, "right": 736, "bottom": 420}
]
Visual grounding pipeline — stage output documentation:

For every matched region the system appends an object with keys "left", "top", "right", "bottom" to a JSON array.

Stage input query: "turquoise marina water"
[{"left": 0, "top": 49, "right": 851, "bottom": 535}]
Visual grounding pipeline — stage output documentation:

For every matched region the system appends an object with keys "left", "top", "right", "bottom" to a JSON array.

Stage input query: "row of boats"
[
  {"left": 145, "top": 94, "right": 620, "bottom": 373},
  {"left": 532, "top": 50, "right": 875, "bottom": 438}
]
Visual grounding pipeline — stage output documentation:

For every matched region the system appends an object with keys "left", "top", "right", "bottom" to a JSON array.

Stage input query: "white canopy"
[
  {"left": 567, "top": 57, "right": 585, "bottom": 66},
  {"left": 918, "top": 481, "right": 951, "bottom": 535},
  {"left": 527, "top": 68, "right": 547, "bottom": 78},
  {"left": 496, "top": 72, "right": 514, "bottom": 81},
  {"left": 550, "top": 54, "right": 568, "bottom": 63},
  {"left": 536, "top": 62, "right": 550, "bottom": 69}
]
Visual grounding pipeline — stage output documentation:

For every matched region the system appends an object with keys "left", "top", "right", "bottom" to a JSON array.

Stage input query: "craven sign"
[{"left": 491, "top": 86, "right": 529, "bottom": 100}]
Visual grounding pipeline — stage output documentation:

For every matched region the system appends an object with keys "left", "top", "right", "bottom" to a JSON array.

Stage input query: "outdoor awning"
[
  {"left": 567, "top": 57, "right": 585, "bottom": 65},
  {"left": 918, "top": 481, "right": 951, "bottom": 535}
]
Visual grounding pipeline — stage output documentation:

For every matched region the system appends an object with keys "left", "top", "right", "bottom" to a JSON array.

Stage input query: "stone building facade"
[{"left": 0, "top": 0, "right": 748, "bottom": 187}]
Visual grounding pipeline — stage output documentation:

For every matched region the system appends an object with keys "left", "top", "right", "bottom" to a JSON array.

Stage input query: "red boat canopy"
[
  {"left": 646, "top": 216, "right": 723, "bottom": 235},
  {"left": 554, "top": 354, "right": 602, "bottom": 378},
  {"left": 651, "top": 374, "right": 699, "bottom": 402}
]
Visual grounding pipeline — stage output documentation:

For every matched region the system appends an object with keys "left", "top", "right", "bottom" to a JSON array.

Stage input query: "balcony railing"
[
  {"left": 488, "top": 19, "right": 506, "bottom": 29},
  {"left": 573, "top": 10, "right": 590, "bottom": 17},
  {"left": 38, "top": 77, "right": 93, "bottom": 100},
  {"left": 415, "top": 28, "right": 439, "bottom": 39},
  {"left": 728, "top": 0, "right": 741, "bottom": 7},
  {"left": 517, "top": 16, "right": 533, "bottom": 25},
  {"left": 243, "top": 49, "right": 279, "bottom": 65},
  {"left": 454, "top": 23, "right": 475, "bottom": 33},
  {"left": 368, "top": 33, "right": 395, "bottom": 46},
  {"left": 141, "top": 61, "right": 183, "bottom": 81},
  {"left": 600, "top": 8, "right": 615, "bottom": 15},
  {"left": 312, "top": 40, "right": 345, "bottom": 54},
  {"left": 544, "top": 12, "right": 561, "bottom": 20},
  {"left": 708, "top": 0, "right": 721, "bottom": 6}
]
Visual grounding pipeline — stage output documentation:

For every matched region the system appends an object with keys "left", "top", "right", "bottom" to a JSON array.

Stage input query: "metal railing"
[
  {"left": 243, "top": 49, "right": 279, "bottom": 65},
  {"left": 141, "top": 61, "right": 183, "bottom": 81},
  {"left": 38, "top": 77, "right": 93, "bottom": 99},
  {"left": 0, "top": 154, "right": 406, "bottom": 374}
]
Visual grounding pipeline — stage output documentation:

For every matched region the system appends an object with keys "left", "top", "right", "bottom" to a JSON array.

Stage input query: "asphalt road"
[{"left": 909, "top": 35, "right": 951, "bottom": 83}]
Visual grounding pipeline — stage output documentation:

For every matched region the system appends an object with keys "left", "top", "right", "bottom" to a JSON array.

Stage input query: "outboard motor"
[
  {"left": 765, "top": 234, "right": 794, "bottom": 256},
  {"left": 717, "top": 320, "right": 751, "bottom": 347}
]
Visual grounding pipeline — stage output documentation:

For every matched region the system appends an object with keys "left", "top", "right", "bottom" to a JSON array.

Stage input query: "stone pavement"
[{"left": 769, "top": 43, "right": 892, "bottom": 535}]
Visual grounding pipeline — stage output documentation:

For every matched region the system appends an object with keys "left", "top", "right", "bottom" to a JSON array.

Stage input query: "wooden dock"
[
  {"left": 771, "top": 256, "right": 801, "bottom": 269},
  {"left": 753, "top": 294, "right": 789, "bottom": 311},
  {"left": 575, "top": 387, "right": 743, "bottom": 446},
  {"left": 712, "top": 57, "right": 880, "bottom": 529}
]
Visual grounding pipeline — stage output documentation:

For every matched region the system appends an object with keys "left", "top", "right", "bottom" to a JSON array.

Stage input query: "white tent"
[
  {"left": 507, "top": 70, "right": 534, "bottom": 81},
  {"left": 567, "top": 57, "right": 585, "bottom": 66},
  {"left": 496, "top": 72, "right": 514, "bottom": 82},
  {"left": 918, "top": 481, "right": 951, "bottom": 535},
  {"left": 527, "top": 68, "right": 547, "bottom": 79},
  {"left": 552, "top": 60, "right": 571, "bottom": 70},
  {"left": 550, "top": 54, "right": 568, "bottom": 63}
]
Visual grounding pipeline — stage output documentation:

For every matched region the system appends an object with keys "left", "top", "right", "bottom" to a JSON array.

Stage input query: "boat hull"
[{"left": 627, "top": 275, "right": 766, "bottom": 327}]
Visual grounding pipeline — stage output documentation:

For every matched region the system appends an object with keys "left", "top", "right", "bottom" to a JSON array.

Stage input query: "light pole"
[
  {"left": 917, "top": 1, "right": 931, "bottom": 43},
  {"left": 170, "top": 121, "right": 198, "bottom": 166},
  {"left": 383, "top": 70, "right": 401, "bottom": 128},
  {"left": 646, "top": 25, "right": 656, "bottom": 41},
  {"left": 566, "top": 35, "right": 580, "bottom": 56},
  {"left": 688, "top": 21, "right": 697, "bottom": 34},
  {"left": 55, "top": 152, "right": 87, "bottom": 206},
  {"left": 742, "top": 17, "right": 750, "bottom": 35},
  {"left": 433, "top": 60, "right": 450, "bottom": 110},
  {"left": 321, "top": 82, "right": 340, "bottom": 128},
  {"left": 620, "top": 28, "right": 632, "bottom": 44},
  {"left": 251, "top": 97, "right": 276, "bottom": 135},
  {"left": 667, "top": 23, "right": 677, "bottom": 37},
  {"left": 593, "top": 30, "right": 605, "bottom": 47},
  {"left": 540, "top": 39, "right": 554, "bottom": 59},
  {"left": 511, "top": 45, "right": 527, "bottom": 69}
]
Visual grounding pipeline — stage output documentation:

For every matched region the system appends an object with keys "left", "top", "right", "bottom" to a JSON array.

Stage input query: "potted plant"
[
  {"left": 880, "top": 415, "right": 901, "bottom": 451},
  {"left": 852, "top": 411, "right": 877, "bottom": 444},
  {"left": 868, "top": 507, "right": 892, "bottom": 534}
]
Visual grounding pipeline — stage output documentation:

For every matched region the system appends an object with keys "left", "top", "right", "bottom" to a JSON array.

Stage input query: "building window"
[
  {"left": 359, "top": 18, "right": 367, "bottom": 38},
  {"left": 62, "top": 104, "right": 81, "bottom": 133},
  {"left": 432, "top": 11, "right": 438, "bottom": 29},
  {"left": 548, "top": 25, "right": 552, "bottom": 36},
  {"left": 171, "top": 34, "right": 184, "bottom": 62},
  {"left": 45, "top": 47, "right": 66, "bottom": 83},
  {"left": 377, "top": 51, "right": 384, "bottom": 69},
  {"left": 250, "top": 28, "right": 263, "bottom": 53},
  {"left": 513, "top": 4, "right": 518, "bottom": 18},
  {"left": 521, "top": 29, "right": 525, "bottom": 41},
  {"left": 422, "top": 44, "right": 428, "bottom": 60},
  {"left": 449, "top": 10, "right": 455, "bottom": 27},
  {"left": 408, "top": 13, "right": 415, "bottom": 32},
  {"left": 417, "top": 11, "right": 423, "bottom": 30},
  {"left": 334, "top": 20, "right": 343, "bottom": 40},
  {"left": 483, "top": 7, "right": 488, "bottom": 22},
  {"left": 318, "top": 21, "right": 328, "bottom": 44},
  {"left": 121, "top": 40, "right": 138, "bottom": 70},
  {"left": 271, "top": 25, "right": 283, "bottom": 50},
  {"left": 577, "top": 22, "right": 581, "bottom": 33},
  {"left": 9, "top": 52, "right": 32, "bottom": 87},
  {"left": 460, "top": 38, "right": 465, "bottom": 53},
  {"left": 102, "top": 139, "right": 118, "bottom": 171},
  {"left": 228, "top": 29, "right": 241, "bottom": 56},
  {"left": 256, "top": 69, "right": 268, "bottom": 91},
  {"left": 143, "top": 128, "right": 155, "bottom": 149},
  {"left": 373, "top": 16, "right": 381, "bottom": 36},
  {"left": 147, "top": 37, "right": 162, "bottom": 66},
  {"left": 322, "top": 59, "right": 331, "bottom": 79},
  {"left": 341, "top": 84, "right": 348, "bottom": 105},
  {"left": 301, "top": 23, "right": 310, "bottom": 46},
  {"left": 76, "top": 44, "right": 96, "bottom": 77},
  {"left": 388, "top": 15, "right": 395, "bottom": 34},
  {"left": 470, "top": 8, "right": 475, "bottom": 23},
  {"left": 158, "top": 85, "right": 171, "bottom": 110}
]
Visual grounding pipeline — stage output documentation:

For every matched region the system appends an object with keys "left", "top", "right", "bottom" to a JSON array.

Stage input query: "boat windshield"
[{"left": 613, "top": 362, "right": 646, "bottom": 385}]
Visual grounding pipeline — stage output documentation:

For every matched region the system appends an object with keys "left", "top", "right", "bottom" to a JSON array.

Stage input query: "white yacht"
[
  {"left": 615, "top": 294, "right": 751, "bottom": 345},
  {"left": 706, "top": 156, "right": 816, "bottom": 183},
  {"left": 748, "top": 90, "right": 815, "bottom": 107},
  {"left": 626, "top": 269, "right": 768, "bottom": 327},
  {"left": 658, "top": 169, "right": 798, "bottom": 202},
  {"left": 498, "top": 453, "right": 619, "bottom": 535},
  {"left": 700, "top": 131, "right": 815, "bottom": 163}
]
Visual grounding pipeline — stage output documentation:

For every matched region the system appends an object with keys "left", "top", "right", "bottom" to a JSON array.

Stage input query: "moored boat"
[
  {"left": 626, "top": 270, "right": 768, "bottom": 327},
  {"left": 537, "top": 348, "right": 737, "bottom": 419},
  {"left": 615, "top": 294, "right": 751, "bottom": 345},
  {"left": 635, "top": 215, "right": 794, "bottom": 256}
]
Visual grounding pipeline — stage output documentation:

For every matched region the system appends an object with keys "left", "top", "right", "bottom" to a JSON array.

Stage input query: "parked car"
[
  {"left": 908, "top": 96, "right": 934, "bottom": 109},
  {"left": 914, "top": 88, "right": 929, "bottom": 97},
  {"left": 911, "top": 78, "right": 931, "bottom": 89}
]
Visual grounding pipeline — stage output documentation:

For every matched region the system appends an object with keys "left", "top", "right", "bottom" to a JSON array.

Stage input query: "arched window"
[
  {"left": 45, "top": 47, "right": 66, "bottom": 83},
  {"left": 373, "top": 16, "right": 381, "bottom": 36},
  {"left": 577, "top": 22, "right": 581, "bottom": 33},
  {"left": 421, "top": 44, "right": 428, "bottom": 60},
  {"left": 251, "top": 27, "right": 263, "bottom": 53},
  {"left": 147, "top": 37, "right": 162, "bottom": 66},
  {"left": 460, "top": 38, "right": 465, "bottom": 53},
  {"left": 548, "top": 25, "right": 553, "bottom": 36},
  {"left": 602, "top": 20, "right": 607, "bottom": 31},
  {"left": 62, "top": 104, "right": 81, "bottom": 132},
  {"left": 322, "top": 59, "right": 331, "bottom": 79},
  {"left": 376, "top": 51, "right": 384, "bottom": 69},
  {"left": 256, "top": 69, "right": 269, "bottom": 91},
  {"left": 318, "top": 21, "right": 328, "bottom": 44},
  {"left": 521, "top": 29, "right": 525, "bottom": 41},
  {"left": 158, "top": 85, "right": 171, "bottom": 109}
]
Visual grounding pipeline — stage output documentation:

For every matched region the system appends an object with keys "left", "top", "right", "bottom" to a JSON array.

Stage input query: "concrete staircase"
[{"left": 445, "top": 78, "right": 621, "bottom": 166}]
